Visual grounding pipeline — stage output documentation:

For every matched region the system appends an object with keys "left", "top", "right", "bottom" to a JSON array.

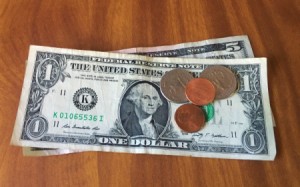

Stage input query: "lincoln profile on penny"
[{"left": 122, "top": 82, "right": 165, "bottom": 139}]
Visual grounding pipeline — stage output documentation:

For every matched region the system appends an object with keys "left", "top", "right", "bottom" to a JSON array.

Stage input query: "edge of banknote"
[{"left": 115, "top": 35, "right": 254, "bottom": 58}]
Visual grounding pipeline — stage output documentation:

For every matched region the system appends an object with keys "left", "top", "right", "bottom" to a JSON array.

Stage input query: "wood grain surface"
[{"left": 0, "top": 0, "right": 299, "bottom": 186}]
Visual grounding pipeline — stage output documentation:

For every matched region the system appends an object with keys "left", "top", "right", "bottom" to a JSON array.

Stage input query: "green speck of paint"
[{"left": 201, "top": 103, "right": 214, "bottom": 122}]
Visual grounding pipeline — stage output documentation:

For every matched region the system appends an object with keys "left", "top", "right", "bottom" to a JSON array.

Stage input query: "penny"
[
  {"left": 200, "top": 65, "right": 237, "bottom": 100},
  {"left": 160, "top": 69, "right": 194, "bottom": 103},
  {"left": 185, "top": 78, "right": 216, "bottom": 106},
  {"left": 175, "top": 104, "right": 205, "bottom": 132}
]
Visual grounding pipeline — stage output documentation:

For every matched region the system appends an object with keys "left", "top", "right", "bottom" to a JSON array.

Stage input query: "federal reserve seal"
[{"left": 73, "top": 88, "right": 98, "bottom": 111}]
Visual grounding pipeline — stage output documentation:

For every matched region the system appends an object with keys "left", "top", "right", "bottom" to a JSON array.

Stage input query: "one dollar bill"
[
  {"left": 13, "top": 45, "right": 276, "bottom": 160},
  {"left": 23, "top": 35, "right": 256, "bottom": 156}
]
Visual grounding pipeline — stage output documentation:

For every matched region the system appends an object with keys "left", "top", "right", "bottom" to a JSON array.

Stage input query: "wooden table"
[{"left": 0, "top": 0, "right": 299, "bottom": 186}]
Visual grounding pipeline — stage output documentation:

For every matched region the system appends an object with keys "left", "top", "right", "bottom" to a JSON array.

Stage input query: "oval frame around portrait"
[{"left": 119, "top": 80, "right": 170, "bottom": 138}]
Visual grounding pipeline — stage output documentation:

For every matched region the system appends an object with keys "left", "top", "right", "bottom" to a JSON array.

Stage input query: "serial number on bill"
[{"left": 53, "top": 112, "right": 104, "bottom": 122}]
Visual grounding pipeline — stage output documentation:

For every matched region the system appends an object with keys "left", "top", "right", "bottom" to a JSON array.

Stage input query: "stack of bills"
[{"left": 11, "top": 36, "right": 276, "bottom": 160}]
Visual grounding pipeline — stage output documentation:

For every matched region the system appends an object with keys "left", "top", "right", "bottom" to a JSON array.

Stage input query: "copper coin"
[
  {"left": 160, "top": 69, "right": 194, "bottom": 103},
  {"left": 175, "top": 104, "right": 205, "bottom": 132},
  {"left": 185, "top": 78, "right": 216, "bottom": 106},
  {"left": 200, "top": 65, "right": 237, "bottom": 99}
]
